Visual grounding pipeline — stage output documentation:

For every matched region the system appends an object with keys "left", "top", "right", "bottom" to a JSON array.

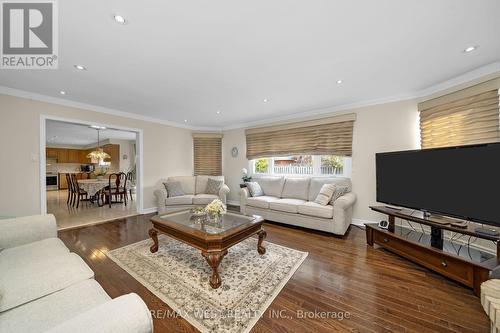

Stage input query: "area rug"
[{"left": 106, "top": 234, "right": 308, "bottom": 333}]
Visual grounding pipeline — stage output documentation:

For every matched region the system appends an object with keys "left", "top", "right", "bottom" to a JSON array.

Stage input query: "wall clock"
[{"left": 231, "top": 147, "right": 239, "bottom": 158}]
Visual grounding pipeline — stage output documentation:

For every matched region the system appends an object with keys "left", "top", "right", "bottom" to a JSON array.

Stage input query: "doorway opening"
[{"left": 40, "top": 115, "right": 143, "bottom": 230}]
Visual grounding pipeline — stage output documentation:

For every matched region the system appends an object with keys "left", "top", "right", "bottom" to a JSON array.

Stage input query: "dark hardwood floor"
[{"left": 58, "top": 214, "right": 490, "bottom": 333}]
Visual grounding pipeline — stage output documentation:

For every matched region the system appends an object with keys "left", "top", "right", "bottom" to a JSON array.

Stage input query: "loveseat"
[
  {"left": 240, "top": 176, "right": 356, "bottom": 235},
  {"left": 154, "top": 175, "right": 230, "bottom": 214},
  {"left": 0, "top": 214, "right": 152, "bottom": 333}
]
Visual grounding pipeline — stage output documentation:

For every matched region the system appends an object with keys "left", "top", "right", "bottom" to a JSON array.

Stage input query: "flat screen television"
[{"left": 376, "top": 142, "right": 500, "bottom": 227}]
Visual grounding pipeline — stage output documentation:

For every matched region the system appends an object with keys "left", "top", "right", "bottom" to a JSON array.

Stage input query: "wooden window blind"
[
  {"left": 419, "top": 79, "right": 500, "bottom": 149},
  {"left": 193, "top": 133, "right": 222, "bottom": 176},
  {"left": 245, "top": 113, "right": 356, "bottom": 160}
]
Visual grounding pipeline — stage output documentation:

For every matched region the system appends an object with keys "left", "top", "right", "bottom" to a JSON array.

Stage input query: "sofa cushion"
[
  {"left": 269, "top": 198, "right": 306, "bottom": 213},
  {"left": 205, "top": 178, "right": 223, "bottom": 195},
  {"left": 281, "top": 177, "right": 310, "bottom": 200},
  {"left": 168, "top": 176, "right": 196, "bottom": 195},
  {"left": 245, "top": 182, "right": 264, "bottom": 197},
  {"left": 298, "top": 202, "right": 334, "bottom": 219},
  {"left": 165, "top": 195, "right": 194, "bottom": 205},
  {"left": 330, "top": 185, "right": 350, "bottom": 204},
  {"left": 0, "top": 238, "right": 69, "bottom": 269},
  {"left": 246, "top": 196, "right": 280, "bottom": 209},
  {"left": 192, "top": 194, "right": 219, "bottom": 205},
  {"left": 0, "top": 253, "right": 94, "bottom": 312},
  {"left": 308, "top": 177, "right": 352, "bottom": 201},
  {"left": 163, "top": 181, "right": 185, "bottom": 197},
  {"left": 0, "top": 279, "right": 110, "bottom": 333},
  {"left": 314, "top": 183, "right": 336, "bottom": 206},
  {"left": 254, "top": 176, "right": 285, "bottom": 197},
  {"left": 195, "top": 176, "right": 224, "bottom": 194}
]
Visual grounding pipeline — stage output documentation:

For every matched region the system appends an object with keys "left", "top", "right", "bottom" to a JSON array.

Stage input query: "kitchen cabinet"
[
  {"left": 67, "top": 149, "right": 81, "bottom": 163},
  {"left": 56, "top": 149, "right": 68, "bottom": 163},
  {"left": 46, "top": 148, "right": 58, "bottom": 158}
]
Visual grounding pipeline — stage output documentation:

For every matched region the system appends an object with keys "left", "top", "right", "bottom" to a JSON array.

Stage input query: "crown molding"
[
  {"left": 1, "top": 61, "right": 499, "bottom": 132},
  {"left": 0, "top": 85, "right": 217, "bottom": 131}
]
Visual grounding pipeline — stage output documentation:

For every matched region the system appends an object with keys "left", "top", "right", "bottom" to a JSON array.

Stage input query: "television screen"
[{"left": 376, "top": 143, "right": 500, "bottom": 226}]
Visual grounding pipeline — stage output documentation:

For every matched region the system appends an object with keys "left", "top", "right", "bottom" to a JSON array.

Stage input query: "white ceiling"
[
  {"left": 46, "top": 120, "right": 136, "bottom": 146},
  {"left": 1, "top": 0, "right": 500, "bottom": 129}
]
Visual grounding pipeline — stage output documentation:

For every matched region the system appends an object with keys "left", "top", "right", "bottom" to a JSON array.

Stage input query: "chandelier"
[{"left": 86, "top": 127, "right": 110, "bottom": 162}]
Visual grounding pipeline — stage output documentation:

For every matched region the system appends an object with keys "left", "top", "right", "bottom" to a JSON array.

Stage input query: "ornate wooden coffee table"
[{"left": 149, "top": 211, "right": 266, "bottom": 289}]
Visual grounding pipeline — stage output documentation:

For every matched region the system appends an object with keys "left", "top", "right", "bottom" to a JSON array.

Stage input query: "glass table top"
[{"left": 157, "top": 211, "right": 260, "bottom": 235}]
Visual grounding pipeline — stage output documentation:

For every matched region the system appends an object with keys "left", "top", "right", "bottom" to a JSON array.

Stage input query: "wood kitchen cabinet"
[
  {"left": 46, "top": 148, "right": 58, "bottom": 158},
  {"left": 56, "top": 149, "right": 68, "bottom": 163},
  {"left": 67, "top": 149, "right": 81, "bottom": 163}
]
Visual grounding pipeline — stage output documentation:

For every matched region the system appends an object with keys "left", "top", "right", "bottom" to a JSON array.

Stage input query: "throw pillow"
[
  {"left": 245, "top": 181, "right": 264, "bottom": 197},
  {"left": 330, "top": 185, "right": 349, "bottom": 204},
  {"left": 163, "top": 181, "right": 185, "bottom": 197},
  {"left": 206, "top": 178, "right": 223, "bottom": 195},
  {"left": 314, "top": 183, "right": 336, "bottom": 206}
]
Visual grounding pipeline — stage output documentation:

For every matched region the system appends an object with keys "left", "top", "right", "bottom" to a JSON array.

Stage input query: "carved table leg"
[
  {"left": 202, "top": 250, "right": 227, "bottom": 289},
  {"left": 257, "top": 229, "right": 267, "bottom": 255},
  {"left": 149, "top": 228, "right": 159, "bottom": 253}
]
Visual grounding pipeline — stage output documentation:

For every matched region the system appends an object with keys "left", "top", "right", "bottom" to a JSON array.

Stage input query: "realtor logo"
[{"left": 1, "top": 0, "right": 58, "bottom": 69}]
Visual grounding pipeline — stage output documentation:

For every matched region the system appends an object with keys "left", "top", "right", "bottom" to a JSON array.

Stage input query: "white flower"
[
  {"left": 205, "top": 199, "right": 227, "bottom": 215},
  {"left": 242, "top": 168, "right": 248, "bottom": 175}
]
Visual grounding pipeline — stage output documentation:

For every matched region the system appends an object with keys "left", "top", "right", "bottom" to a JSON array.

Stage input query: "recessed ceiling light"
[
  {"left": 216, "top": 110, "right": 221, "bottom": 115},
  {"left": 336, "top": 80, "right": 343, "bottom": 84},
  {"left": 59, "top": 90, "right": 66, "bottom": 95},
  {"left": 184, "top": 119, "right": 188, "bottom": 123},
  {"left": 89, "top": 125, "right": 107, "bottom": 130},
  {"left": 463, "top": 46, "right": 478, "bottom": 53},
  {"left": 74, "top": 64, "right": 86, "bottom": 70},
  {"left": 263, "top": 98, "right": 269, "bottom": 103},
  {"left": 113, "top": 15, "right": 126, "bottom": 24}
]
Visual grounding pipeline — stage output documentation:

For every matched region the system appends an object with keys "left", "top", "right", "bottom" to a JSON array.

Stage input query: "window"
[
  {"left": 193, "top": 134, "right": 222, "bottom": 176},
  {"left": 251, "top": 155, "right": 351, "bottom": 177}
]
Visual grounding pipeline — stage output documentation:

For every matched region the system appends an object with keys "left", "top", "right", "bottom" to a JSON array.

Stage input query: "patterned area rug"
[{"left": 107, "top": 235, "right": 308, "bottom": 333}]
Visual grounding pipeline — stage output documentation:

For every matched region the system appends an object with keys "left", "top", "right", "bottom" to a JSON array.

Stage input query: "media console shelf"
[{"left": 367, "top": 206, "right": 500, "bottom": 296}]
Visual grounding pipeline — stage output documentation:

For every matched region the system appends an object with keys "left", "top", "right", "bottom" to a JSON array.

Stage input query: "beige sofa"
[
  {"left": 154, "top": 175, "right": 230, "bottom": 213},
  {"left": 240, "top": 176, "right": 356, "bottom": 235},
  {"left": 0, "top": 214, "right": 152, "bottom": 333}
]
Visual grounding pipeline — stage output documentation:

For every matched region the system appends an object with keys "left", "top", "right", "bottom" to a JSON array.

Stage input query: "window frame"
[{"left": 249, "top": 155, "right": 352, "bottom": 178}]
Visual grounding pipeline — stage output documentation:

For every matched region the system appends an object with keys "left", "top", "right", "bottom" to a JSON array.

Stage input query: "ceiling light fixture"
[
  {"left": 59, "top": 90, "right": 66, "bottom": 95},
  {"left": 86, "top": 127, "right": 110, "bottom": 162},
  {"left": 113, "top": 15, "right": 126, "bottom": 24},
  {"left": 463, "top": 46, "right": 478, "bottom": 53},
  {"left": 74, "top": 64, "right": 86, "bottom": 70},
  {"left": 336, "top": 80, "right": 343, "bottom": 84},
  {"left": 216, "top": 110, "right": 221, "bottom": 114},
  {"left": 263, "top": 98, "right": 269, "bottom": 103},
  {"left": 184, "top": 119, "right": 188, "bottom": 123}
]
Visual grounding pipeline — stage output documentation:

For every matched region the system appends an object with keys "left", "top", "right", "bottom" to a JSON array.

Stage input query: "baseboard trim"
[
  {"left": 141, "top": 207, "right": 158, "bottom": 214},
  {"left": 351, "top": 218, "right": 376, "bottom": 229}
]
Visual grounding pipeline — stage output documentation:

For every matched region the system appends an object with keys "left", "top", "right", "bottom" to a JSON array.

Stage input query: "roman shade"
[
  {"left": 245, "top": 113, "right": 356, "bottom": 160},
  {"left": 419, "top": 78, "right": 500, "bottom": 149},
  {"left": 193, "top": 133, "right": 222, "bottom": 176}
]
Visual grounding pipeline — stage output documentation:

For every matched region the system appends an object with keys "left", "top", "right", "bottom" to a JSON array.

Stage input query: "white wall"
[
  {"left": 0, "top": 94, "right": 193, "bottom": 216},
  {"left": 222, "top": 99, "right": 420, "bottom": 222}
]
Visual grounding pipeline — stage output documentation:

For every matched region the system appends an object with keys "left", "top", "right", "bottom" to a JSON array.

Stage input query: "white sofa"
[
  {"left": 0, "top": 214, "right": 153, "bottom": 333},
  {"left": 154, "top": 175, "right": 230, "bottom": 213},
  {"left": 240, "top": 176, "right": 356, "bottom": 235}
]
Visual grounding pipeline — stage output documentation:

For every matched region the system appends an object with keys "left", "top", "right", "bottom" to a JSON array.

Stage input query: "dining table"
[{"left": 77, "top": 179, "right": 110, "bottom": 206}]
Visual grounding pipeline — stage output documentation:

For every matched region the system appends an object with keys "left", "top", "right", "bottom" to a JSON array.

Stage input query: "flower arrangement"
[
  {"left": 92, "top": 167, "right": 107, "bottom": 180},
  {"left": 205, "top": 199, "right": 227, "bottom": 220},
  {"left": 242, "top": 168, "right": 252, "bottom": 183}
]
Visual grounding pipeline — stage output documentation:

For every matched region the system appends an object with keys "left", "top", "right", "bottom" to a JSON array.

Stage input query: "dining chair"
[
  {"left": 71, "top": 174, "right": 89, "bottom": 208},
  {"left": 102, "top": 173, "right": 128, "bottom": 208},
  {"left": 65, "top": 173, "right": 73, "bottom": 205},
  {"left": 126, "top": 171, "right": 134, "bottom": 201}
]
